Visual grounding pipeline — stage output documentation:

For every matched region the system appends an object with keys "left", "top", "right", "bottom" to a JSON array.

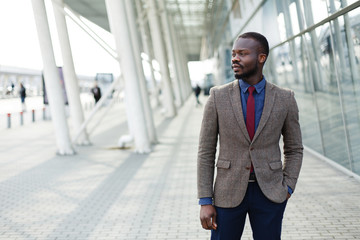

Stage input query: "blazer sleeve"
[
  {"left": 282, "top": 91, "right": 303, "bottom": 192},
  {"left": 197, "top": 87, "right": 219, "bottom": 199}
]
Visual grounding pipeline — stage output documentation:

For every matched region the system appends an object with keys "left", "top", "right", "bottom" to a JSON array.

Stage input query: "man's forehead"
[{"left": 232, "top": 37, "right": 258, "bottom": 50}]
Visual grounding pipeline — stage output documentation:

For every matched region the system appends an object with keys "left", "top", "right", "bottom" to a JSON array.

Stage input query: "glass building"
[{"left": 204, "top": 0, "right": 360, "bottom": 176}]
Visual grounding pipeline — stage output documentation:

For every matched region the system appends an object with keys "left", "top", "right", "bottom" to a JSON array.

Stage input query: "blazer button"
[
  {"left": 245, "top": 167, "right": 251, "bottom": 170},
  {"left": 250, "top": 147, "right": 254, "bottom": 151}
]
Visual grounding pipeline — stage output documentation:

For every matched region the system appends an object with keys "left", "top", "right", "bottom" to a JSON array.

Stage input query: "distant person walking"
[
  {"left": 91, "top": 82, "right": 102, "bottom": 104},
  {"left": 11, "top": 82, "right": 15, "bottom": 95},
  {"left": 194, "top": 84, "right": 202, "bottom": 106},
  {"left": 19, "top": 83, "right": 26, "bottom": 112}
]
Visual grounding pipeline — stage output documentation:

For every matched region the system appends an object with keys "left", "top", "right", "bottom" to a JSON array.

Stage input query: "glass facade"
[{"left": 226, "top": 0, "right": 360, "bottom": 175}]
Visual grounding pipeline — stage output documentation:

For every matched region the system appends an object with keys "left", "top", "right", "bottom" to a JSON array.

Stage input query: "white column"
[
  {"left": 174, "top": 29, "right": 192, "bottom": 97},
  {"left": 31, "top": 0, "right": 74, "bottom": 155},
  {"left": 168, "top": 16, "right": 188, "bottom": 101},
  {"left": 124, "top": 0, "right": 158, "bottom": 144},
  {"left": 158, "top": 0, "right": 183, "bottom": 107},
  {"left": 147, "top": 0, "right": 177, "bottom": 117},
  {"left": 135, "top": 0, "right": 160, "bottom": 107},
  {"left": 105, "top": 0, "right": 151, "bottom": 153},
  {"left": 52, "top": 0, "right": 90, "bottom": 145},
  {"left": 179, "top": 42, "right": 192, "bottom": 97}
]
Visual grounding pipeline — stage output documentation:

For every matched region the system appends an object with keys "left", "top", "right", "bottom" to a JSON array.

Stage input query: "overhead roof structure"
[{"left": 63, "top": 0, "right": 225, "bottom": 61}]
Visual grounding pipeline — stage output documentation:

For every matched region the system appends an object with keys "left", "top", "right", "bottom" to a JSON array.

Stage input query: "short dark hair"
[{"left": 238, "top": 32, "right": 269, "bottom": 57}]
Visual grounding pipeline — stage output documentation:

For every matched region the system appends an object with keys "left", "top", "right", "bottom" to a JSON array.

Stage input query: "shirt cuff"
[
  {"left": 287, "top": 186, "right": 293, "bottom": 195},
  {"left": 199, "top": 197, "right": 213, "bottom": 205}
]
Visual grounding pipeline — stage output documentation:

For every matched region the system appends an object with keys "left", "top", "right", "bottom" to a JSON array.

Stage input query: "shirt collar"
[{"left": 239, "top": 77, "right": 266, "bottom": 94}]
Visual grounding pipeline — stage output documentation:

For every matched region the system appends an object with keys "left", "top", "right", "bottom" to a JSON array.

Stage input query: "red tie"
[
  {"left": 246, "top": 86, "right": 255, "bottom": 173},
  {"left": 246, "top": 86, "right": 255, "bottom": 141}
]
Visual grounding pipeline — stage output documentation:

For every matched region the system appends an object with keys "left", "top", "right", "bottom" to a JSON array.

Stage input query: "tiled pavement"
[{"left": 0, "top": 95, "right": 359, "bottom": 239}]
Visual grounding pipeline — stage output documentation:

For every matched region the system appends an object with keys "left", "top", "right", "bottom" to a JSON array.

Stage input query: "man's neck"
[{"left": 242, "top": 73, "right": 263, "bottom": 86}]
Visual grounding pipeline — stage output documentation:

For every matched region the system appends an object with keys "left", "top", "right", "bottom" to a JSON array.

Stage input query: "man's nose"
[
  {"left": 232, "top": 54, "right": 240, "bottom": 61},
  {"left": 232, "top": 56, "right": 240, "bottom": 62}
]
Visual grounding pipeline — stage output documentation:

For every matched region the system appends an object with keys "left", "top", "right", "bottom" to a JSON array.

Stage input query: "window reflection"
[{"left": 262, "top": 0, "right": 360, "bottom": 174}]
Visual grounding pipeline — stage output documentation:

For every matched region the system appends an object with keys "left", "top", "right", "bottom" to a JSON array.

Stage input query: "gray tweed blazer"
[{"left": 197, "top": 80, "right": 303, "bottom": 207}]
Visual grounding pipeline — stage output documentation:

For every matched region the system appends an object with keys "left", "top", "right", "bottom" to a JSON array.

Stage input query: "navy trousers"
[{"left": 211, "top": 182, "right": 287, "bottom": 240}]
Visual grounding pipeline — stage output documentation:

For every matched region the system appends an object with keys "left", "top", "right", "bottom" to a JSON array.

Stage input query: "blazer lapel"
[
  {"left": 229, "top": 80, "right": 251, "bottom": 142},
  {"left": 253, "top": 81, "right": 276, "bottom": 142}
]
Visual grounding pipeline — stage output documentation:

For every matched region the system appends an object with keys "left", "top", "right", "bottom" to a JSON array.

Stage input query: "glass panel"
[
  {"left": 234, "top": 0, "right": 360, "bottom": 175},
  {"left": 293, "top": 35, "right": 323, "bottom": 153},
  {"left": 348, "top": 8, "right": 360, "bottom": 174},
  {"left": 316, "top": 22, "right": 350, "bottom": 168},
  {"left": 347, "top": 0, "right": 360, "bottom": 6},
  {"left": 305, "top": 0, "right": 329, "bottom": 27},
  {"left": 331, "top": 9, "right": 360, "bottom": 174},
  {"left": 265, "top": 37, "right": 324, "bottom": 153},
  {"left": 289, "top": 2, "right": 300, "bottom": 35},
  {"left": 327, "top": 0, "right": 343, "bottom": 14},
  {"left": 272, "top": 43, "right": 292, "bottom": 87}
]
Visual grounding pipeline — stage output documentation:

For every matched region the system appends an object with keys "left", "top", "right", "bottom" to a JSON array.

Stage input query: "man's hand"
[
  {"left": 287, "top": 193, "right": 291, "bottom": 200},
  {"left": 200, "top": 205, "right": 217, "bottom": 230}
]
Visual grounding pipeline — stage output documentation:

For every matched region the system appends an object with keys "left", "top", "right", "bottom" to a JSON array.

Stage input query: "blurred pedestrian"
[
  {"left": 19, "top": 83, "right": 26, "bottom": 112},
  {"left": 194, "top": 84, "right": 202, "bottom": 106},
  {"left": 198, "top": 32, "right": 303, "bottom": 239},
  {"left": 91, "top": 82, "right": 102, "bottom": 104},
  {"left": 11, "top": 82, "right": 15, "bottom": 95}
]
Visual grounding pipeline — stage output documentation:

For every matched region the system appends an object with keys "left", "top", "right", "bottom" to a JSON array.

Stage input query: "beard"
[{"left": 234, "top": 61, "right": 258, "bottom": 80}]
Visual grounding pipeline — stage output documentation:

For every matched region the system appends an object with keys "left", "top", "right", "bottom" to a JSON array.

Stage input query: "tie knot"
[{"left": 248, "top": 86, "right": 255, "bottom": 95}]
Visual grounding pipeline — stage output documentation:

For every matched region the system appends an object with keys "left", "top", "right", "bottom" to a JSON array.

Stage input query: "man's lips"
[{"left": 232, "top": 64, "right": 243, "bottom": 71}]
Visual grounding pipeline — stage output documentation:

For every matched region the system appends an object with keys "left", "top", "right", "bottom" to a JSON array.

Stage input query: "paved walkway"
[{"left": 0, "top": 95, "right": 359, "bottom": 239}]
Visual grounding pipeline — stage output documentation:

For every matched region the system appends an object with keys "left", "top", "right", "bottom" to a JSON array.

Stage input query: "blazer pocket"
[
  {"left": 269, "top": 161, "right": 283, "bottom": 170},
  {"left": 216, "top": 160, "right": 231, "bottom": 169}
]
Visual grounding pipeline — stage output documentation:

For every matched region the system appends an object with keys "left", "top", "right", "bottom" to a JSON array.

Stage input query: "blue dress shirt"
[
  {"left": 239, "top": 78, "right": 266, "bottom": 130},
  {"left": 199, "top": 78, "right": 291, "bottom": 205}
]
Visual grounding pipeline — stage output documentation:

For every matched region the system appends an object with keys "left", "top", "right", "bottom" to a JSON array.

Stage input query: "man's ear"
[{"left": 258, "top": 54, "right": 267, "bottom": 64}]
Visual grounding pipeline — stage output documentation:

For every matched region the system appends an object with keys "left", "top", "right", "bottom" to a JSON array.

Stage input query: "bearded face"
[{"left": 231, "top": 38, "right": 263, "bottom": 81}]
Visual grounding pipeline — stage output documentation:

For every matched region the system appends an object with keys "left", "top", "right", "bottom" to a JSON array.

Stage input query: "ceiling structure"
[{"left": 63, "top": 0, "right": 225, "bottom": 61}]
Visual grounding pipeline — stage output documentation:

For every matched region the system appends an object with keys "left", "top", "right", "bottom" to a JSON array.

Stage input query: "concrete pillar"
[
  {"left": 31, "top": 0, "right": 74, "bottom": 155},
  {"left": 52, "top": 0, "right": 90, "bottom": 145},
  {"left": 105, "top": 0, "right": 151, "bottom": 153},
  {"left": 180, "top": 44, "right": 192, "bottom": 97},
  {"left": 171, "top": 25, "right": 191, "bottom": 98},
  {"left": 124, "top": 0, "right": 158, "bottom": 144},
  {"left": 168, "top": 16, "right": 188, "bottom": 101},
  {"left": 158, "top": 0, "right": 183, "bottom": 107},
  {"left": 135, "top": 0, "right": 161, "bottom": 107},
  {"left": 175, "top": 29, "right": 192, "bottom": 97},
  {"left": 147, "top": 0, "right": 177, "bottom": 117}
]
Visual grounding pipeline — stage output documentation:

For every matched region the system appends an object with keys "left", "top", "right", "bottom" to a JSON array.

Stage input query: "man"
[
  {"left": 194, "top": 84, "right": 202, "bottom": 106},
  {"left": 19, "top": 83, "right": 26, "bottom": 112},
  {"left": 91, "top": 82, "right": 102, "bottom": 103},
  {"left": 197, "top": 32, "right": 303, "bottom": 239}
]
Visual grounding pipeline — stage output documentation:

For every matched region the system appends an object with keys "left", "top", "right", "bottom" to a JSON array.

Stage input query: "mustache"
[{"left": 231, "top": 62, "right": 244, "bottom": 69}]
